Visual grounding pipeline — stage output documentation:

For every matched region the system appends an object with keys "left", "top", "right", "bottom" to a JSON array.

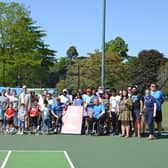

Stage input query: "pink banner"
[{"left": 61, "top": 106, "right": 83, "bottom": 134}]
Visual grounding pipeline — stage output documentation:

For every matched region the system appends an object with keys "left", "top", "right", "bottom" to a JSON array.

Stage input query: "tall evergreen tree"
[
  {"left": 66, "top": 46, "right": 79, "bottom": 61},
  {"left": 0, "top": 2, "right": 56, "bottom": 86}
]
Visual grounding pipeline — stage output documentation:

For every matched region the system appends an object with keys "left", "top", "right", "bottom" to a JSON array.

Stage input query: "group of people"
[{"left": 0, "top": 83, "right": 165, "bottom": 140}]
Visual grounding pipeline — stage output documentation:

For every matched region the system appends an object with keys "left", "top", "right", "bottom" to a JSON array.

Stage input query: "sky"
[{"left": 4, "top": 0, "right": 168, "bottom": 57}]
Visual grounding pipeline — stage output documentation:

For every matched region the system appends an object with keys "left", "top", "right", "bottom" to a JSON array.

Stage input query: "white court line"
[
  {"left": 64, "top": 151, "right": 75, "bottom": 168},
  {"left": 1, "top": 150, "right": 12, "bottom": 168},
  {"left": 0, "top": 150, "right": 75, "bottom": 168},
  {"left": 0, "top": 150, "right": 64, "bottom": 153}
]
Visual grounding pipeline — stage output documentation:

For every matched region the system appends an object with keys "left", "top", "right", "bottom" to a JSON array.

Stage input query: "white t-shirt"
[
  {"left": 67, "top": 94, "right": 73, "bottom": 102},
  {"left": 48, "top": 98, "right": 54, "bottom": 106},
  {"left": 109, "top": 95, "right": 120, "bottom": 112},
  {"left": 59, "top": 95, "right": 70, "bottom": 105}
]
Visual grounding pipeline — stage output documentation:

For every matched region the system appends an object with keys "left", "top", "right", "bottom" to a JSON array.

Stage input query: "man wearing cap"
[{"left": 59, "top": 89, "right": 71, "bottom": 105}]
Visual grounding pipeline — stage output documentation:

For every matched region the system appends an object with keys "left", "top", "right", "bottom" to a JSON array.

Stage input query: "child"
[
  {"left": 17, "top": 103, "right": 26, "bottom": 135},
  {"left": 29, "top": 100, "right": 41, "bottom": 134},
  {"left": 41, "top": 100, "right": 50, "bottom": 135},
  {"left": 5, "top": 102, "right": 15, "bottom": 133},
  {"left": 51, "top": 97, "right": 65, "bottom": 134}
]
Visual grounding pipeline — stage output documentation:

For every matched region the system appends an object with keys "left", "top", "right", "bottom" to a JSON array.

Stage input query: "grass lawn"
[{"left": 162, "top": 101, "right": 168, "bottom": 129}]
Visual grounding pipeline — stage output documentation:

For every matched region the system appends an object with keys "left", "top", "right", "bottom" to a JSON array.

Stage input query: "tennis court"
[
  {"left": 0, "top": 134, "right": 168, "bottom": 168},
  {"left": 0, "top": 150, "right": 74, "bottom": 168}
]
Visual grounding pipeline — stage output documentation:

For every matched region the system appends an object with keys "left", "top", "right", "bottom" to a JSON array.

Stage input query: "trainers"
[
  {"left": 125, "top": 135, "right": 129, "bottom": 138},
  {"left": 91, "top": 130, "right": 96, "bottom": 135},
  {"left": 111, "top": 132, "right": 116, "bottom": 136},
  {"left": 147, "top": 135, "right": 155, "bottom": 140}
]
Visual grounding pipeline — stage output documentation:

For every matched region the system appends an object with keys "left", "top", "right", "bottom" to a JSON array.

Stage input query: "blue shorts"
[{"left": 18, "top": 120, "right": 25, "bottom": 128}]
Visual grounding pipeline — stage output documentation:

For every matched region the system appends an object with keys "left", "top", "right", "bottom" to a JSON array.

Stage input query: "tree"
[
  {"left": 157, "top": 61, "right": 168, "bottom": 95},
  {"left": 105, "top": 36, "right": 128, "bottom": 59},
  {"left": 66, "top": 46, "right": 79, "bottom": 60},
  {"left": 40, "top": 44, "right": 56, "bottom": 67},
  {"left": 0, "top": 2, "right": 56, "bottom": 87},
  {"left": 56, "top": 50, "right": 129, "bottom": 92},
  {"left": 129, "top": 49, "right": 167, "bottom": 92}
]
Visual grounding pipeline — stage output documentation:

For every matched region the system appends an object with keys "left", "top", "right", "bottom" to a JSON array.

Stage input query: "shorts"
[
  {"left": 6, "top": 119, "right": 14, "bottom": 125},
  {"left": 0, "top": 114, "right": 4, "bottom": 121},
  {"left": 18, "top": 120, "right": 25, "bottom": 128},
  {"left": 132, "top": 110, "right": 141, "bottom": 122},
  {"left": 0, "top": 118, "right": 3, "bottom": 122},
  {"left": 30, "top": 116, "right": 38, "bottom": 127},
  {"left": 155, "top": 110, "right": 162, "bottom": 123}
]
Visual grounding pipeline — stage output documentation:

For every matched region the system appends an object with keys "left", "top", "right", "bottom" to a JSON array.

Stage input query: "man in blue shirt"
[
  {"left": 89, "top": 98, "right": 105, "bottom": 135},
  {"left": 150, "top": 83, "right": 165, "bottom": 136}
]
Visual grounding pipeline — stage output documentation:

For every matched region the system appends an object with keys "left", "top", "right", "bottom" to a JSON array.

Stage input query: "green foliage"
[
  {"left": 129, "top": 49, "right": 167, "bottom": 93},
  {"left": 66, "top": 46, "right": 79, "bottom": 60},
  {"left": 48, "top": 57, "right": 71, "bottom": 89},
  {"left": 0, "top": 2, "right": 56, "bottom": 87},
  {"left": 105, "top": 36, "right": 128, "bottom": 59},
  {"left": 56, "top": 51, "right": 129, "bottom": 93},
  {"left": 1, "top": 2, "right": 167, "bottom": 93},
  {"left": 157, "top": 60, "right": 168, "bottom": 95},
  {"left": 105, "top": 51, "right": 129, "bottom": 89}
]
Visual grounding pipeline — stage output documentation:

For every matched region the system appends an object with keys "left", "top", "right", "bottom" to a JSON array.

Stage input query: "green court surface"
[
  {"left": 0, "top": 102, "right": 168, "bottom": 168},
  {"left": 0, "top": 134, "right": 168, "bottom": 168},
  {"left": 0, "top": 151, "right": 72, "bottom": 168},
  {"left": 0, "top": 152, "right": 7, "bottom": 166}
]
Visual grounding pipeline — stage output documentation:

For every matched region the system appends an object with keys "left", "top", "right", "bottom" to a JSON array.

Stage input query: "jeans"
[
  {"left": 18, "top": 120, "right": 25, "bottom": 128},
  {"left": 43, "top": 118, "right": 50, "bottom": 132},
  {"left": 144, "top": 111, "right": 154, "bottom": 135}
]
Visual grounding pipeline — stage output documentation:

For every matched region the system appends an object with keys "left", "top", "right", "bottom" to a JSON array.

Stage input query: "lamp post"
[{"left": 101, "top": 0, "right": 106, "bottom": 90}]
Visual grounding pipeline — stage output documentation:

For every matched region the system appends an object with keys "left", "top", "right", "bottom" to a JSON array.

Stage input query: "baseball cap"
[
  {"left": 98, "top": 90, "right": 104, "bottom": 94},
  {"left": 63, "top": 88, "right": 68, "bottom": 93}
]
